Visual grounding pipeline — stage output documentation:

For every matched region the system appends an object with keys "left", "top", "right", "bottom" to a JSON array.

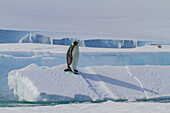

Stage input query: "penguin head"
[{"left": 72, "top": 41, "right": 79, "bottom": 46}]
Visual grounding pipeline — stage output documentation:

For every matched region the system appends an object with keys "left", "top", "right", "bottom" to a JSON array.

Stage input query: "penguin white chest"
[{"left": 70, "top": 46, "right": 79, "bottom": 72}]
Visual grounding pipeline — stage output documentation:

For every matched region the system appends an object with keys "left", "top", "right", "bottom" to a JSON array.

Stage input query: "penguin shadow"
[{"left": 78, "top": 71, "right": 159, "bottom": 95}]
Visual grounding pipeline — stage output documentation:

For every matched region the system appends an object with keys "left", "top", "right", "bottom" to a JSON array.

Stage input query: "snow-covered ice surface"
[
  {"left": 1, "top": 101, "right": 170, "bottom": 113},
  {"left": 8, "top": 64, "right": 98, "bottom": 102},
  {"left": 128, "top": 66, "right": 170, "bottom": 99},
  {"left": 7, "top": 64, "right": 170, "bottom": 102}
]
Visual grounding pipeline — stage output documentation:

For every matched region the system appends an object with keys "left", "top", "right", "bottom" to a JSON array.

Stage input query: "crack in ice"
[{"left": 125, "top": 66, "right": 148, "bottom": 99}]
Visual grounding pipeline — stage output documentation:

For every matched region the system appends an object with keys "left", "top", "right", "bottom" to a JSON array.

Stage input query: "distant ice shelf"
[
  {"left": 19, "top": 33, "right": 170, "bottom": 48},
  {"left": 0, "top": 29, "right": 169, "bottom": 48}
]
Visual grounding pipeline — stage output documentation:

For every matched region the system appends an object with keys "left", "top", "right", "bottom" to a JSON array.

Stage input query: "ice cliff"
[
  {"left": 19, "top": 33, "right": 169, "bottom": 48},
  {"left": 19, "top": 33, "right": 52, "bottom": 44}
]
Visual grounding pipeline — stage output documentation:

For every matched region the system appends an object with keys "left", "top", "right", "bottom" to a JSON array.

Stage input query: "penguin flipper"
[
  {"left": 67, "top": 45, "right": 74, "bottom": 65},
  {"left": 68, "top": 54, "right": 72, "bottom": 65}
]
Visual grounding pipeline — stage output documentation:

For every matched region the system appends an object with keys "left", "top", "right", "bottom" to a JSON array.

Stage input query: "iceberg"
[
  {"left": 8, "top": 64, "right": 98, "bottom": 102},
  {"left": 19, "top": 33, "right": 52, "bottom": 44},
  {"left": 8, "top": 64, "right": 170, "bottom": 102},
  {"left": 19, "top": 33, "right": 170, "bottom": 48}
]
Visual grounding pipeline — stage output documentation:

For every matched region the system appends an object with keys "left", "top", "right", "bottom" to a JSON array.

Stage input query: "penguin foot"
[
  {"left": 73, "top": 72, "right": 78, "bottom": 75},
  {"left": 64, "top": 68, "right": 72, "bottom": 72},
  {"left": 74, "top": 69, "right": 78, "bottom": 72}
]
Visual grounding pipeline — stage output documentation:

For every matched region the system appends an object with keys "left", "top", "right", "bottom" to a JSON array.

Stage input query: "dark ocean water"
[{"left": 1, "top": 98, "right": 170, "bottom": 107}]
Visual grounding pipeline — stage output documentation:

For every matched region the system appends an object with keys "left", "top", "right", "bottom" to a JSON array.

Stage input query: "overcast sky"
[{"left": 0, "top": 0, "right": 170, "bottom": 41}]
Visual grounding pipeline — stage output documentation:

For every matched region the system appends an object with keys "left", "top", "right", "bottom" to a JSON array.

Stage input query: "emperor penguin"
[{"left": 64, "top": 41, "right": 79, "bottom": 74}]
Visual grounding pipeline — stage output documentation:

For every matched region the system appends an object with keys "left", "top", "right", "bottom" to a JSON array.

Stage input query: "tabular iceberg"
[{"left": 8, "top": 64, "right": 170, "bottom": 102}]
